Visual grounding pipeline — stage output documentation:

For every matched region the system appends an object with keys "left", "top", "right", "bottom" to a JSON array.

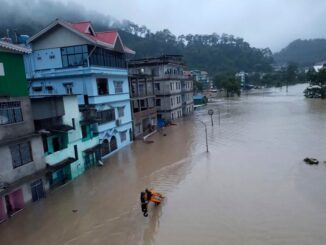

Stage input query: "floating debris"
[
  {"left": 72, "top": 209, "right": 78, "bottom": 213},
  {"left": 144, "top": 140, "right": 154, "bottom": 144},
  {"left": 304, "top": 158, "right": 319, "bottom": 165}
]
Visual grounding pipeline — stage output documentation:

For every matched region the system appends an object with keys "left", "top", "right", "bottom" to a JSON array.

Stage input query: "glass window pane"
[
  {"left": 62, "top": 56, "right": 68, "bottom": 67},
  {"left": 75, "top": 54, "right": 83, "bottom": 65},
  {"left": 14, "top": 108, "right": 23, "bottom": 122},
  {"left": 7, "top": 109, "right": 15, "bottom": 124},
  {"left": 61, "top": 48, "right": 67, "bottom": 55},
  {"left": 67, "top": 47, "right": 75, "bottom": 54},
  {"left": 68, "top": 55, "right": 76, "bottom": 66},
  {"left": 10, "top": 144, "right": 22, "bottom": 167},
  {"left": 20, "top": 142, "right": 32, "bottom": 164},
  {"left": 74, "top": 46, "right": 83, "bottom": 53}
]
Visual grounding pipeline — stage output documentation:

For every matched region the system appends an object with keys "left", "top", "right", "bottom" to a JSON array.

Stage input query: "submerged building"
[
  {"left": 129, "top": 55, "right": 194, "bottom": 121},
  {"left": 128, "top": 71, "right": 157, "bottom": 138},
  {"left": 25, "top": 19, "right": 135, "bottom": 158},
  {"left": 0, "top": 41, "right": 47, "bottom": 223},
  {"left": 30, "top": 95, "right": 100, "bottom": 188}
]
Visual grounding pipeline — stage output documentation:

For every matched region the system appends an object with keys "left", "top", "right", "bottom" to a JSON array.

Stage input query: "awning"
[
  {"left": 0, "top": 169, "right": 47, "bottom": 195},
  {"left": 46, "top": 157, "right": 76, "bottom": 172},
  {"left": 49, "top": 124, "right": 74, "bottom": 133},
  {"left": 83, "top": 145, "right": 100, "bottom": 154},
  {"left": 0, "top": 133, "right": 40, "bottom": 147}
]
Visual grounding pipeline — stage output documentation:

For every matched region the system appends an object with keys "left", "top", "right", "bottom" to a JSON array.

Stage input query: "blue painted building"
[{"left": 24, "top": 19, "right": 135, "bottom": 158}]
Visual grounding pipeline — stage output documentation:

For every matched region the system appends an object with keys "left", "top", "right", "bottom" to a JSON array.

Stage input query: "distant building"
[
  {"left": 235, "top": 71, "right": 247, "bottom": 85},
  {"left": 313, "top": 62, "right": 326, "bottom": 72},
  {"left": 190, "top": 70, "right": 210, "bottom": 90},
  {"left": 128, "top": 71, "right": 157, "bottom": 138},
  {"left": 24, "top": 19, "right": 135, "bottom": 158},
  {"left": 129, "top": 55, "right": 194, "bottom": 121},
  {"left": 0, "top": 41, "right": 47, "bottom": 223}
]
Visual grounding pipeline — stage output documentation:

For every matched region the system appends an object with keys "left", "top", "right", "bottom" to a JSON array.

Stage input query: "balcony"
[
  {"left": 133, "top": 108, "right": 157, "bottom": 121},
  {"left": 88, "top": 93, "right": 130, "bottom": 104},
  {"left": 80, "top": 106, "right": 101, "bottom": 125}
]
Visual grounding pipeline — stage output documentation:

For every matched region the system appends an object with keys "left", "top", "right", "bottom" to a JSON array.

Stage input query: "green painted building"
[{"left": 0, "top": 43, "right": 29, "bottom": 96}]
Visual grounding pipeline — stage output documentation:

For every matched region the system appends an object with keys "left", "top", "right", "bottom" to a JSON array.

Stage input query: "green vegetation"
[
  {"left": 0, "top": 1, "right": 274, "bottom": 79},
  {"left": 213, "top": 73, "right": 241, "bottom": 97},
  {"left": 274, "top": 39, "right": 326, "bottom": 66}
]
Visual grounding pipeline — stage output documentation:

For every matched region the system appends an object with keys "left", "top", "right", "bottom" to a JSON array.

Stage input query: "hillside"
[
  {"left": 274, "top": 39, "right": 326, "bottom": 66},
  {"left": 0, "top": 0, "right": 273, "bottom": 76}
]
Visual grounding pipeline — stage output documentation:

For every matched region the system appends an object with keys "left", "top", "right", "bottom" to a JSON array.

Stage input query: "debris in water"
[
  {"left": 304, "top": 158, "right": 319, "bottom": 165},
  {"left": 163, "top": 134, "right": 167, "bottom": 136},
  {"left": 72, "top": 209, "right": 78, "bottom": 213},
  {"left": 144, "top": 140, "right": 154, "bottom": 144}
]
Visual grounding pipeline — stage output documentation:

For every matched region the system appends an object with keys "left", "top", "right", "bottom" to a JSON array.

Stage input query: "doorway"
[{"left": 31, "top": 179, "right": 45, "bottom": 202}]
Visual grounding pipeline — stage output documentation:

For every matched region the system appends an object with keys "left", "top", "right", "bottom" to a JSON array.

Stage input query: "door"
[
  {"left": 0, "top": 198, "right": 6, "bottom": 223},
  {"left": 31, "top": 179, "right": 45, "bottom": 202}
]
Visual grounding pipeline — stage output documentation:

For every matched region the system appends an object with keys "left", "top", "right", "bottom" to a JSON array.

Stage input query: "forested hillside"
[
  {"left": 274, "top": 39, "right": 326, "bottom": 66},
  {"left": 0, "top": 0, "right": 273, "bottom": 76}
]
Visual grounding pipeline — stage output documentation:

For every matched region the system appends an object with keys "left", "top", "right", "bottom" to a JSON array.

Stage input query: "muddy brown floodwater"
[{"left": 1, "top": 84, "right": 326, "bottom": 245}]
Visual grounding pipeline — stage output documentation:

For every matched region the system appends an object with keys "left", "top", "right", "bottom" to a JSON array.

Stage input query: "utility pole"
[
  {"left": 198, "top": 119, "right": 208, "bottom": 152},
  {"left": 208, "top": 109, "right": 214, "bottom": 127}
]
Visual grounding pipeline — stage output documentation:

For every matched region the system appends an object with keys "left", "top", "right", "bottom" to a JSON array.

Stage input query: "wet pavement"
[{"left": 2, "top": 84, "right": 326, "bottom": 245}]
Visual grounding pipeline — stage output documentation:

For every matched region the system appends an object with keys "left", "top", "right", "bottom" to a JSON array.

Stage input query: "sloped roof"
[
  {"left": 28, "top": 19, "right": 135, "bottom": 54},
  {"left": 0, "top": 40, "right": 31, "bottom": 54}
]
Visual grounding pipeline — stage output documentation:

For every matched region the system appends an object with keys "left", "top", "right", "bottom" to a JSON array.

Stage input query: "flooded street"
[{"left": 1, "top": 84, "right": 326, "bottom": 245}]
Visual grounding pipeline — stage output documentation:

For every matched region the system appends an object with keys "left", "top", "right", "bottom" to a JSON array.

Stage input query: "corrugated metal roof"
[{"left": 0, "top": 40, "right": 31, "bottom": 54}]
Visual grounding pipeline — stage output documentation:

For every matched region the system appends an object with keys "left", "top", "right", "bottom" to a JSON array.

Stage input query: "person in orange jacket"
[{"left": 140, "top": 188, "right": 164, "bottom": 217}]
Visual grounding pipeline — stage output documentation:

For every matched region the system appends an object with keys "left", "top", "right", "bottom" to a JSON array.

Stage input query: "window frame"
[
  {"left": 10, "top": 141, "right": 33, "bottom": 168},
  {"left": 0, "top": 101, "right": 23, "bottom": 125}
]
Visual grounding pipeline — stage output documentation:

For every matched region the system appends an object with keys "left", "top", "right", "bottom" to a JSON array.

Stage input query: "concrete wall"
[
  {"left": 32, "top": 48, "right": 63, "bottom": 70},
  {"left": 31, "top": 26, "right": 89, "bottom": 51},
  {"left": 0, "top": 97, "right": 35, "bottom": 142},
  {"left": 0, "top": 136, "right": 45, "bottom": 183}
]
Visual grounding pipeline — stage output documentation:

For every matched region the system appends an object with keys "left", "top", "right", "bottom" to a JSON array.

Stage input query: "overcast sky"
[{"left": 58, "top": 0, "right": 326, "bottom": 51}]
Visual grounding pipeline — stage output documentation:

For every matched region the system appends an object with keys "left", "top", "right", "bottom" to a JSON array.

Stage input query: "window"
[
  {"left": 97, "top": 78, "right": 108, "bottom": 95},
  {"left": 89, "top": 47, "right": 126, "bottom": 68},
  {"left": 171, "top": 97, "right": 174, "bottom": 106},
  {"left": 154, "top": 83, "right": 160, "bottom": 91},
  {"left": 0, "top": 63, "right": 4, "bottom": 76},
  {"left": 63, "top": 83, "right": 73, "bottom": 95},
  {"left": 10, "top": 141, "right": 33, "bottom": 168},
  {"left": 114, "top": 81, "right": 123, "bottom": 94},
  {"left": 81, "top": 125, "right": 89, "bottom": 139},
  {"left": 32, "top": 86, "right": 42, "bottom": 92},
  {"left": 118, "top": 107, "right": 125, "bottom": 117},
  {"left": 156, "top": 99, "right": 161, "bottom": 106},
  {"left": 170, "top": 83, "right": 173, "bottom": 91},
  {"left": 61, "top": 45, "right": 88, "bottom": 68},
  {"left": 0, "top": 102, "right": 23, "bottom": 125},
  {"left": 120, "top": 130, "right": 127, "bottom": 142},
  {"left": 97, "top": 109, "right": 115, "bottom": 124}
]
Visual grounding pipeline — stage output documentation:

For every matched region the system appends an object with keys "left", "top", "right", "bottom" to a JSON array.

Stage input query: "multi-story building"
[
  {"left": 191, "top": 70, "right": 211, "bottom": 90},
  {"left": 30, "top": 95, "right": 100, "bottom": 188},
  {"left": 128, "top": 72, "right": 157, "bottom": 138},
  {"left": 0, "top": 41, "right": 47, "bottom": 223},
  {"left": 129, "top": 55, "right": 194, "bottom": 121},
  {"left": 182, "top": 73, "right": 195, "bottom": 116},
  {"left": 24, "top": 19, "right": 135, "bottom": 158}
]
